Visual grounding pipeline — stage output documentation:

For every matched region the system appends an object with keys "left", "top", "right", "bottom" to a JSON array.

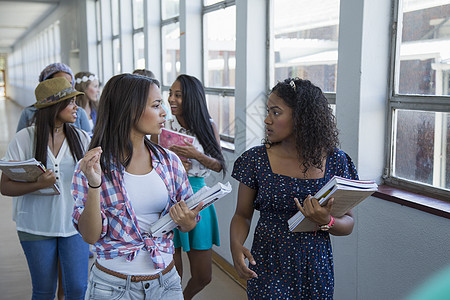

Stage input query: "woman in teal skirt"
[{"left": 163, "top": 74, "right": 226, "bottom": 300}]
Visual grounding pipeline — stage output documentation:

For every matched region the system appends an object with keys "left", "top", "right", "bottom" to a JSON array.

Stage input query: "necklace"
[{"left": 55, "top": 125, "right": 63, "bottom": 133}]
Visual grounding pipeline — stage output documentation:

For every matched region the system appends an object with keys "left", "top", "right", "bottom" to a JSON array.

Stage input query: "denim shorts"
[{"left": 85, "top": 263, "right": 183, "bottom": 300}]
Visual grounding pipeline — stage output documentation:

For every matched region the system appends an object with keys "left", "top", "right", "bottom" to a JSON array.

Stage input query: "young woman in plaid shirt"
[{"left": 72, "top": 73, "right": 203, "bottom": 299}]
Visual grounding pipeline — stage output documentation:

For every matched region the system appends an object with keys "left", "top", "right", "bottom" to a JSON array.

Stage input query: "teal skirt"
[{"left": 173, "top": 176, "right": 220, "bottom": 252}]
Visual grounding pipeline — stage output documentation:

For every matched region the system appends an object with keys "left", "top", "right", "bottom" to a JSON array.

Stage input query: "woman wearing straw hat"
[
  {"left": 1, "top": 77, "right": 91, "bottom": 299},
  {"left": 16, "top": 62, "right": 91, "bottom": 134}
]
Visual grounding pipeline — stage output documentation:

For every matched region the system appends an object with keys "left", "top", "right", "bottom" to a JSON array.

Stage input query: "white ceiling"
[{"left": 0, "top": 0, "right": 58, "bottom": 52}]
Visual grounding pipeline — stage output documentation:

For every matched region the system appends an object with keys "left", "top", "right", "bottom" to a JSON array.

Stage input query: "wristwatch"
[{"left": 319, "top": 216, "right": 335, "bottom": 231}]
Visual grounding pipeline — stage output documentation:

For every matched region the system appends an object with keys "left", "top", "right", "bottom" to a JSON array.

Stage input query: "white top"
[
  {"left": 166, "top": 117, "right": 211, "bottom": 178},
  {"left": 3, "top": 126, "right": 90, "bottom": 237},
  {"left": 99, "top": 169, "right": 172, "bottom": 275}
]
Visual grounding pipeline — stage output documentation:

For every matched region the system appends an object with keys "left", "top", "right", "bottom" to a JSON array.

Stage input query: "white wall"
[{"left": 352, "top": 196, "right": 450, "bottom": 300}]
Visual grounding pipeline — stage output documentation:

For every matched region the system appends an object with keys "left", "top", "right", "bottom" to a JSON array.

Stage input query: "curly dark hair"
[{"left": 265, "top": 78, "right": 339, "bottom": 173}]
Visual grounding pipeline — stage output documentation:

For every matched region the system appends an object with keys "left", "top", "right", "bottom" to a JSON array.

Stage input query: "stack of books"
[
  {"left": 150, "top": 181, "right": 232, "bottom": 237},
  {"left": 288, "top": 176, "right": 378, "bottom": 232},
  {"left": 0, "top": 158, "right": 60, "bottom": 195}
]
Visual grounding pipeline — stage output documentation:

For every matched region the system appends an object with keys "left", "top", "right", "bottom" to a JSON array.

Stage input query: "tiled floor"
[{"left": 0, "top": 97, "right": 246, "bottom": 299}]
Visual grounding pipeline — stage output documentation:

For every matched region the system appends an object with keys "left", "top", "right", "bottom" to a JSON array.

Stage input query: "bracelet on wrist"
[
  {"left": 318, "top": 215, "right": 335, "bottom": 231},
  {"left": 88, "top": 181, "right": 102, "bottom": 189}
]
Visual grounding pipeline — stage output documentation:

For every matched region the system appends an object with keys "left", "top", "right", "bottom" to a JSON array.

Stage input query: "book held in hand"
[
  {"left": 159, "top": 128, "right": 195, "bottom": 149},
  {"left": 288, "top": 176, "right": 378, "bottom": 232},
  {"left": 0, "top": 158, "right": 60, "bottom": 195},
  {"left": 150, "top": 181, "right": 232, "bottom": 237}
]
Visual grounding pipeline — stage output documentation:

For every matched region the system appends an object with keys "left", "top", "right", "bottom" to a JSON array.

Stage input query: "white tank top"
[{"left": 98, "top": 169, "right": 173, "bottom": 275}]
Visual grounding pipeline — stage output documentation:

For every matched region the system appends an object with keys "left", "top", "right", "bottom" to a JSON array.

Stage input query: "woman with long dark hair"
[
  {"left": 1, "top": 77, "right": 90, "bottom": 299},
  {"left": 230, "top": 78, "right": 357, "bottom": 299},
  {"left": 162, "top": 74, "right": 226, "bottom": 300},
  {"left": 72, "top": 73, "right": 202, "bottom": 299}
]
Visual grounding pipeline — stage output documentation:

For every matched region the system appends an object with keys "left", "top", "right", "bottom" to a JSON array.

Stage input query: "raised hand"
[{"left": 79, "top": 147, "right": 102, "bottom": 187}]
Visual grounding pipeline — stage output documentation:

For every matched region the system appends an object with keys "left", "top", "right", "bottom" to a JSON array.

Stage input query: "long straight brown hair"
[
  {"left": 89, "top": 73, "right": 166, "bottom": 181},
  {"left": 33, "top": 98, "right": 86, "bottom": 167}
]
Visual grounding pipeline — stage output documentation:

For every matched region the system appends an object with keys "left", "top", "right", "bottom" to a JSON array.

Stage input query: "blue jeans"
[
  {"left": 85, "top": 264, "right": 183, "bottom": 300},
  {"left": 20, "top": 234, "right": 89, "bottom": 300}
]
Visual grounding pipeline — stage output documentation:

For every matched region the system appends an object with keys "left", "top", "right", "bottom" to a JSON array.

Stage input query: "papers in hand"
[
  {"left": 150, "top": 181, "right": 232, "bottom": 237},
  {"left": 288, "top": 176, "right": 378, "bottom": 232},
  {"left": 0, "top": 158, "right": 60, "bottom": 195}
]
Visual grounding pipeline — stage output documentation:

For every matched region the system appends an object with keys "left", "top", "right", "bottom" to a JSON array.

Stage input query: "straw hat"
[{"left": 34, "top": 77, "right": 84, "bottom": 109}]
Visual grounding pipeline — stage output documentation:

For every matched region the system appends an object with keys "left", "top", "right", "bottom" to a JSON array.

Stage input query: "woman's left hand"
[
  {"left": 169, "top": 141, "right": 198, "bottom": 159},
  {"left": 169, "top": 200, "right": 204, "bottom": 232},
  {"left": 294, "top": 195, "right": 334, "bottom": 225},
  {"left": 180, "top": 158, "right": 192, "bottom": 171}
]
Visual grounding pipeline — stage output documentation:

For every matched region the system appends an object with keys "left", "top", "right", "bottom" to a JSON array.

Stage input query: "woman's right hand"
[
  {"left": 231, "top": 243, "right": 257, "bottom": 280},
  {"left": 79, "top": 147, "right": 102, "bottom": 186},
  {"left": 36, "top": 169, "right": 56, "bottom": 188}
]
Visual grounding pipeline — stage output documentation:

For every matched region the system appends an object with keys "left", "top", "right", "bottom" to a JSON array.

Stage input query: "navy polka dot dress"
[{"left": 231, "top": 145, "right": 358, "bottom": 300}]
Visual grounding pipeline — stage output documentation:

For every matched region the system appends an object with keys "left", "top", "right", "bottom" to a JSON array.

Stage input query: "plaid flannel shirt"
[{"left": 72, "top": 147, "right": 193, "bottom": 269}]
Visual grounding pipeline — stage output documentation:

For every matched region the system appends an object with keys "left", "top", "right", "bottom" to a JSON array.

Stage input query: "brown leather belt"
[{"left": 94, "top": 260, "right": 175, "bottom": 282}]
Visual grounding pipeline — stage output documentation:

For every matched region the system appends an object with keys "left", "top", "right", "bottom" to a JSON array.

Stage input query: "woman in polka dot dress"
[{"left": 230, "top": 78, "right": 358, "bottom": 299}]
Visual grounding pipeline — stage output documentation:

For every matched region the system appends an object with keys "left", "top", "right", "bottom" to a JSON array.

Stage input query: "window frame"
[
  {"left": 202, "top": 0, "right": 236, "bottom": 143},
  {"left": 384, "top": 0, "right": 450, "bottom": 200},
  {"left": 160, "top": 14, "right": 180, "bottom": 88}
]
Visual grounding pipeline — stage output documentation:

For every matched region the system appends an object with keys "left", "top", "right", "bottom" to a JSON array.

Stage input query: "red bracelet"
[{"left": 319, "top": 215, "right": 335, "bottom": 231}]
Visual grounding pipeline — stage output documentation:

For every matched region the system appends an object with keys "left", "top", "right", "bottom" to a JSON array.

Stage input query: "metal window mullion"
[
  {"left": 133, "top": 27, "right": 144, "bottom": 35},
  {"left": 202, "top": 0, "right": 236, "bottom": 14},
  {"left": 390, "top": 98, "right": 450, "bottom": 113},
  {"left": 161, "top": 16, "right": 179, "bottom": 26},
  {"left": 203, "top": 87, "right": 235, "bottom": 97}
]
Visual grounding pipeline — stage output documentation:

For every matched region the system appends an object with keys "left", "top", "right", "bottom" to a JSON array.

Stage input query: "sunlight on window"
[
  {"left": 162, "top": 23, "right": 180, "bottom": 86},
  {"left": 273, "top": 0, "right": 340, "bottom": 93},
  {"left": 396, "top": 0, "right": 450, "bottom": 96},
  {"left": 203, "top": 6, "right": 236, "bottom": 88}
]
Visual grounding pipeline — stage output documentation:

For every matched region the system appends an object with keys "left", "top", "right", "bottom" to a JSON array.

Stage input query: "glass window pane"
[
  {"left": 203, "top": 6, "right": 236, "bottom": 88},
  {"left": 111, "top": 0, "right": 119, "bottom": 36},
  {"left": 206, "top": 94, "right": 235, "bottom": 138},
  {"left": 113, "top": 38, "right": 121, "bottom": 75},
  {"left": 133, "top": 0, "right": 144, "bottom": 29},
  {"left": 162, "top": 0, "right": 179, "bottom": 20},
  {"left": 134, "top": 32, "right": 145, "bottom": 69},
  {"left": 273, "top": 0, "right": 340, "bottom": 93},
  {"left": 161, "top": 90, "right": 173, "bottom": 120},
  {"left": 396, "top": 1, "right": 450, "bottom": 95},
  {"left": 394, "top": 109, "right": 449, "bottom": 190},
  {"left": 162, "top": 23, "right": 180, "bottom": 86}
]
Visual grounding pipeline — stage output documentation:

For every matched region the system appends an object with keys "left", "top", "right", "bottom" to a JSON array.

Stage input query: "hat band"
[{"left": 39, "top": 87, "right": 77, "bottom": 106}]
